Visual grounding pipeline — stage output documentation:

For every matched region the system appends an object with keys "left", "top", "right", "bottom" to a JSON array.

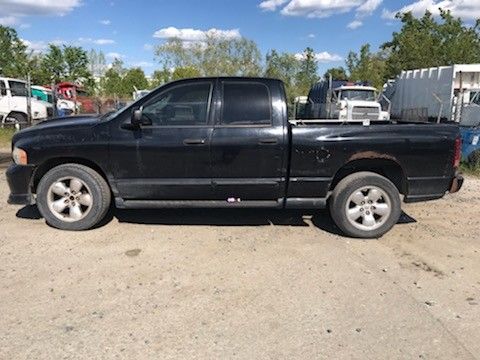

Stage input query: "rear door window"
[{"left": 221, "top": 82, "right": 271, "bottom": 126}]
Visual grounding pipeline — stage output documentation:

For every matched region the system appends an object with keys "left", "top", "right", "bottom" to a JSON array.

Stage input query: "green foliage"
[
  {"left": 155, "top": 35, "right": 262, "bottom": 77},
  {"left": 265, "top": 49, "right": 301, "bottom": 106},
  {"left": 122, "top": 67, "right": 148, "bottom": 93},
  {"left": 172, "top": 66, "right": 201, "bottom": 80},
  {"left": 100, "top": 62, "right": 149, "bottom": 98},
  {"left": 0, "top": 127, "right": 15, "bottom": 148},
  {"left": 346, "top": 44, "right": 386, "bottom": 88},
  {"left": 0, "top": 25, "right": 29, "bottom": 78},
  {"left": 150, "top": 68, "right": 172, "bottom": 88},
  {"left": 295, "top": 47, "right": 319, "bottom": 95},
  {"left": 323, "top": 67, "right": 348, "bottom": 80},
  {"left": 382, "top": 10, "right": 480, "bottom": 79}
]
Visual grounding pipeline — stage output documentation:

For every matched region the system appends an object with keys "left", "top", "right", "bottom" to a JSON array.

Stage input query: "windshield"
[
  {"left": 9, "top": 81, "right": 28, "bottom": 97},
  {"left": 339, "top": 89, "right": 376, "bottom": 101}
]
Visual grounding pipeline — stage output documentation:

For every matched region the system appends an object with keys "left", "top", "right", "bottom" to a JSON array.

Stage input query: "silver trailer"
[{"left": 384, "top": 64, "right": 480, "bottom": 124}]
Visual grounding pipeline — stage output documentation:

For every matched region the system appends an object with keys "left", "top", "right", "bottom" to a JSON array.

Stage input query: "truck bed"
[{"left": 287, "top": 121, "right": 459, "bottom": 203}]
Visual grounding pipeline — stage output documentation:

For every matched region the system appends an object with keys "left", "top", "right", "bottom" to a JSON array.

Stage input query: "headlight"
[{"left": 12, "top": 147, "right": 28, "bottom": 165}]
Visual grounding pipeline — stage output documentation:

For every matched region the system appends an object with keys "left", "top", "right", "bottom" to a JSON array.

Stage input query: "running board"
[{"left": 115, "top": 198, "right": 283, "bottom": 209}]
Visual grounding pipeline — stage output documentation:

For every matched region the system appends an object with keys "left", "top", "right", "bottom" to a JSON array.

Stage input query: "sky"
[{"left": 1, "top": 0, "right": 479, "bottom": 76}]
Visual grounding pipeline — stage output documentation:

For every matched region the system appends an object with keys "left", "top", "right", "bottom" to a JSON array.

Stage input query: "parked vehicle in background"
[
  {"left": 31, "top": 85, "right": 53, "bottom": 103},
  {"left": 6, "top": 77, "right": 463, "bottom": 238},
  {"left": 293, "top": 96, "right": 308, "bottom": 119},
  {"left": 56, "top": 82, "right": 94, "bottom": 114},
  {"left": 384, "top": 64, "right": 480, "bottom": 123},
  {"left": 0, "top": 77, "right": 53, "bottom": 126},
  {"left": 304, "top": 79, "right": 390, "bottom": 121},
  {"left": 133, "top": 89, "right": 150, "bottom": 101}
]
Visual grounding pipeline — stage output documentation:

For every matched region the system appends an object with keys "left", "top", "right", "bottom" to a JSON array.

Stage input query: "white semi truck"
[
  {"left": 301, "top": 79, "right": 390, "bottom": 121},
  {"left": 384, "top": 64, "right": 480, "bottom": 125},
  {"left": 0, "top": 77, "right": 53, "bottom": 127}
]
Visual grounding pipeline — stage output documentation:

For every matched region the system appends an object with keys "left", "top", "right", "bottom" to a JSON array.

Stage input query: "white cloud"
[
  {"left": 78, "top": 37, "right": 115, "bottom": 45},
  {"left": 21, "top": 38, "right": 66, "bottom": 53},
  {"left": 1, "top": 1, "right": 80, "bottom": 28},
  {"left": 382, "top": 0, "right": 480, "bottom": 21},
  {"left": 99, "top": 19, "right": 111, "bottom": 25},
  {"left": 307, "top": 33, "right": 316, "bottom": 38},
  {"left": 295, "top": 51, "right": 343, "bottom": 63},
  {"left": 259, "top": 0, "right": 382, "bottom": 18},
  {"left": 356, "top": 0, "right": 382, "bottom": 16},
  {"left": 130, "top": 61, "right": 154, "bottom": 68},
  {"left": 347, "top": 20, "right": 363, "bottom": 29},
  {"left": 21, "top": 39, "right": 47, "bottom": 53},
  {"left": 0, "top": 0, "right": 81, "bottom": 16},
  {"left": 143, "top": 43, "right": 153, "bottom": 51},
  {"left": 259, "top": 0, "right": 288, "bottom": 11},
  {"left": 153, "top": 27, "right": 241, "bottom": 42},
  {"left": 106, "top": 52, "right": 124, "bottom": 59},
  {"left": 0, "top": 16, "right": 18, "bottom": 26}
]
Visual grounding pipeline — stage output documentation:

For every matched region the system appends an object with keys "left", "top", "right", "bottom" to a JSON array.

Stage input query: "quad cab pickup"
[{"left": 7, "top": 77, "right": 463, "bottom": 238}]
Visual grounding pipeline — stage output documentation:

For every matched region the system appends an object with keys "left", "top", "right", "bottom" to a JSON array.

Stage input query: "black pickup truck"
[{"left": 6, "top": 77, "right": 463, "bottom": 238}]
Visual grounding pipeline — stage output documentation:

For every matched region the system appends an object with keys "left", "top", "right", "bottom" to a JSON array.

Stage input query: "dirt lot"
[{"left": 0, "top": 153, "right": 479, "bottom": 359}]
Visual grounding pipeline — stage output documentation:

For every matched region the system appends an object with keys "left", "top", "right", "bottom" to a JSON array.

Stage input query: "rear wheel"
[
  {"left": 36, "top": 164, "right": 111, "bottom": 230},
  {"left": 330, "top": 172, "right": 401, "bottom": 238}
]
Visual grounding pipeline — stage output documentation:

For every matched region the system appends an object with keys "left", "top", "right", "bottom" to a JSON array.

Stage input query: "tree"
[
  {"left": 172, "top": 66, "right": 201, "bottom": 80},
  {"left": 265, "top": 49, "right": 300, "bottom": 104},
  {"left": 40, "top": 45, "right": 65, "bottom": 83},
  {"left": 150, "top": 68, "right": 172, "bottom": 88},
  {"left": 155, "top": 35, "right": 262, "bottom": 77},
  {"left": 295, "top": 47, "right": 319, "bottom": 96},
  {"left": 88, "top": 49, "right": 107, "bottom": 78},
  {"left": 101, "top": 67, "right": 123, "bottom": 97},
  {"left": 324, "top": 67, "right": 348, "bottom": 80},
  {"left": 381, "top": 10, "right": 480, "bottom": 79},
  {"left": 346, "top": 44, "right": 386, "bottom": 88},
  {"left": 122, "top": 67, "right": 148, "bottom": 94},
  {"left": 0, "top": 25, "right": 29, "bottom": 78},
  {"left": 64, "top": 46, "right": 91, "bottom": 81}
]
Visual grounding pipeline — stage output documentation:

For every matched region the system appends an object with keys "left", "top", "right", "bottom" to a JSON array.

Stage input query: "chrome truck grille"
[{"left": 352, "top": 106, "right": 380, "bottom": 120}]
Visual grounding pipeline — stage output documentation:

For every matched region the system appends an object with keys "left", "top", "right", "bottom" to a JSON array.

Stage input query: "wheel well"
[
  {"left": 8, "top": 111, "right": 27, "bottom": 119},
  {"left": 32, "top": 158, "right": 109, "bottom": 192},
  {"left": 330, "top": 159, "right": 407, "bottom": 195}
]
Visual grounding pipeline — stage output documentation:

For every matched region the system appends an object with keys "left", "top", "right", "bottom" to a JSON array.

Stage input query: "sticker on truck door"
[{"left": 473, "top": 136, "right": 479, "bottom": 146}]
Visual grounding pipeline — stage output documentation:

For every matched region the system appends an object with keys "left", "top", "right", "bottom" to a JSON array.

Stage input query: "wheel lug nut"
[{"left": 360, "top": 208, "right": 364, "bottom": 212}]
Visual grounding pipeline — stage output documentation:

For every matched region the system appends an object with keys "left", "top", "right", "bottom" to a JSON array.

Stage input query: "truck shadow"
[{"left": 16, "top": 205, "right": 417, "bottom": 237}]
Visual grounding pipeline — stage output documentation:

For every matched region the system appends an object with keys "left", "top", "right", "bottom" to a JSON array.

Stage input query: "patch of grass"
[
  {"left": 460, "top": 162, "right": 480, "bottom": 177},
  {"left": 0, "top": 128, "right": 15, "bottom": 149}
]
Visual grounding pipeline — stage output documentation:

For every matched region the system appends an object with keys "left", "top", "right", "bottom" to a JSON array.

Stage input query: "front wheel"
[
  {"left": 329, "top": 172, "right": 402, "bottom": 238},
  {"left": 36, "top": 164, "right": 111, "bottom": 231}
]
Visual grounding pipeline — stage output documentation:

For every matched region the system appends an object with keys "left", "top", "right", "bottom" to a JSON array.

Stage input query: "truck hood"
[{"left": 12, "top": 115, "right": 101, "bottom": 144}]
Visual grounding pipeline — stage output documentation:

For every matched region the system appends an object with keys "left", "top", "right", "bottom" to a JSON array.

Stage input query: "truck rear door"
[{"left": 210, "top": 79, "right": 288, "bottom": 203}]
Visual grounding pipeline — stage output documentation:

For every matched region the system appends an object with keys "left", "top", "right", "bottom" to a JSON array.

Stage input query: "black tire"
[
  {"left": 36, "top": 164, "right": 111, "bottom": 231},
  {"left": 329, "top": 172, "right": 402, "bottom": 239},
  {"left": 7, "top": 112, "right": 27, "bottom": 128}
]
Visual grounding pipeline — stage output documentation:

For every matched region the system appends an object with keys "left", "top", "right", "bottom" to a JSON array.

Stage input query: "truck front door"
[
  {"left": 109, "top": 80, "right": 215, "bottom": 201},
  {"left": 210, "top": 80, "right": 287, "bottom": 203}
]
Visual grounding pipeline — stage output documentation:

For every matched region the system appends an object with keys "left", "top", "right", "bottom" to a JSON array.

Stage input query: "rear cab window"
[{"left": 221, "top": 81, "right": 272, "bottom": 126}]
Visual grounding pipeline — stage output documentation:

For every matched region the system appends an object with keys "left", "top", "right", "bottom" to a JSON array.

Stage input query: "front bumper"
[
  {"left": 449, "top": 172, "right": 464, "bottom": 194},
  {"left": 6, "top": 164, "right": 35, "bottom": 205}
]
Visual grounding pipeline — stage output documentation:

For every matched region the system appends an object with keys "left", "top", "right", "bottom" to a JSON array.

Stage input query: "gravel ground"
[{"left": 0, "top": 155, "right": 479, "bottom": 359}]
